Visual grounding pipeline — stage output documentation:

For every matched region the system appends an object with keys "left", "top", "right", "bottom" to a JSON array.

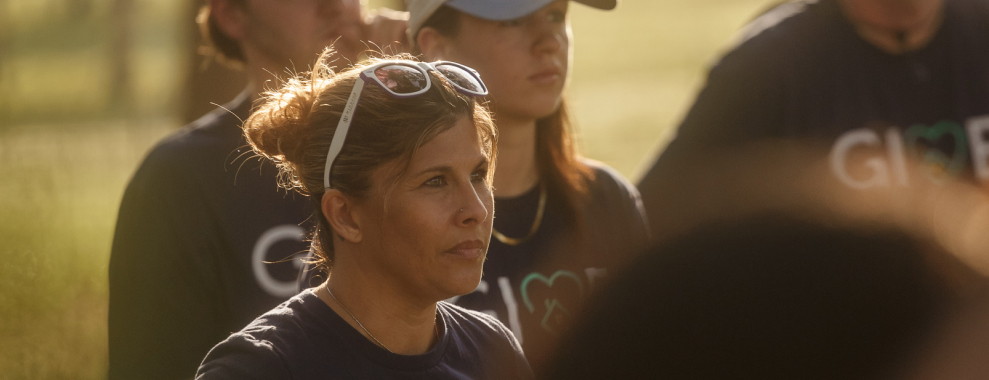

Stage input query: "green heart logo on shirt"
[
  {"left": 520, "top": 270, "right": 584, "bottom": 335},
  {"left": 905, "top": 121, "right": 968, "bottom": 179}
]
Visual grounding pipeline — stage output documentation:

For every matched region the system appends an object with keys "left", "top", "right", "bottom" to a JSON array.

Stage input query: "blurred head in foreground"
[{"left": 545, "top": 213, "right": 989, "bottom": 380}]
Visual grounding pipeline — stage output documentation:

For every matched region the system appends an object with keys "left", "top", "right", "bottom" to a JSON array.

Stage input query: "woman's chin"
[{"left": 441, "top": 271, "right": 485, "bottom": 300}]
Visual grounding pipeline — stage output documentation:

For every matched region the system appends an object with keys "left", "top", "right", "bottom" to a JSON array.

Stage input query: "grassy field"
[{"left": 0, "top": 0, "right": 771, "bottom": 378}]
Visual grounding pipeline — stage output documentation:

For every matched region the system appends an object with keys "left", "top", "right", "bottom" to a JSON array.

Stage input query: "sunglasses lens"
[
  {"left": 373, "top": 65, "right": 428, "bottom": 95},
  {"left": 435, "top": 64, "right": 486, "bottom": 95}
]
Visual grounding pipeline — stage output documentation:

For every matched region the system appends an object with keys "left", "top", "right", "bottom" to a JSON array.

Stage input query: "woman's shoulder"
[
  {"left": 195, "top": 329, "right": 291, "bottom": 379},
  {"left": 577, "top": 158, "right": 641, "bottom": 202},
  {"left": 195, "top": 290, "right": 330, "bottom": 379},
  {"left": 575, "top": 158, "right": 652, "bottom": 250},
  {"left": 241, "top": 290, "right": 326, "bottom": 336},
  {"left": 437, "top": 301, "right": 509, "bottom": 333},
  {"left": 437, "top": 301, "right": 520, "bottom": 347},
  {"left": 437, "top": 302, "right": 533, "bottom": 378}
]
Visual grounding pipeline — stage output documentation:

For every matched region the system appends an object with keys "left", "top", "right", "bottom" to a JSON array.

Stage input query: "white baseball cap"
[{"left": 406, "top": 0, "right": 617, "bottom": 43}]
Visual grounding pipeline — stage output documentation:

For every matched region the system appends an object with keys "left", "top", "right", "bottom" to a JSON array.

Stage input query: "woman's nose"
[{"left": 456, "top": 184, "right": 491, "bottom": 227}]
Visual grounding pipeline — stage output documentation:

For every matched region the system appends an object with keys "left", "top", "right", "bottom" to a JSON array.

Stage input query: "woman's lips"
[
  {"left": 446, "top": 239, "right": 485, "bottom": 259},
  {"left": 529, "top": 69, "right": 562, "bottom": 85}
]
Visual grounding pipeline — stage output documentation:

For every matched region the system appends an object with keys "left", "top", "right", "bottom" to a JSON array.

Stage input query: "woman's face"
[
  {"left": 356, "top": 116, "right": 494, "bottom": 302},
  {"left": 434, "top": 1, "right": 572, "bottom": 124}
]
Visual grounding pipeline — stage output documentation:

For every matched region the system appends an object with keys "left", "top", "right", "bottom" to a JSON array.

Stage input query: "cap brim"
[
  {"left": 575, "top": 0, "right": 617, "bottom": 11},
  {"left": 447, "top": 0, "right": 616, "bottom": 21}
]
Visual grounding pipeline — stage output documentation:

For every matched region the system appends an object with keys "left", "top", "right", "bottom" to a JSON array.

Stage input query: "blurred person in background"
[
  {"left": 108, "top": 1, "right": 407, "bottom": 378},
  {"left": 403, "top": 0, "right": 652, "bottom": 371},
  {"left": 638, "top": 0, "right": 989, "bottom": 240},
  {"left": 197, "top": 51, "right": 532, "bottom": 379},
  {"left": 545, "top": 213, "right": 989, "bottom": 380}
]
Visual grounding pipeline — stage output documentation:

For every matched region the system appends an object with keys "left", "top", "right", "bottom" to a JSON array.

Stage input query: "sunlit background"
[{"left": 0, "top": 0, "right": 773, "bottom": 377}]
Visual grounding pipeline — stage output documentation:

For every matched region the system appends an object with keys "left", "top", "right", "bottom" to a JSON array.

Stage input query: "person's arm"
[{"left": 108, "top": 146, "right": 226, "bottom": 380}]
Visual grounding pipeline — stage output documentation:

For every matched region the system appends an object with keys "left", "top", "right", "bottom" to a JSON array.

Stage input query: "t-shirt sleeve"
[
  {"left": 108, "top": 143, "right": 227, "bottom": 379},
  {"left": 503, "top": 323, "right": 536, "bottom": 380},
  {"left": 586, "top": 163, "right": 653, "bottom": 264},
  {"left": 195, "top": 333, "right": 291, "bottom": 380},
  {"left": 483, "top": 311, "right": 536, "bottom": 380},
  {"left": 608, "top": 168, "right": 652, "bottom": 253}
]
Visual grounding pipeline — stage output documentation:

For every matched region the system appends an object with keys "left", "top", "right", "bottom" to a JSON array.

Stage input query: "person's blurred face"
[
  {"left": 356, "top": 116, "right": 494, "bottom": 302},
  {"left": 430, "top": 1, "right": 571, "bottom": 125},
  {"left": 838, "top": 0, "right": 944, "bottom": 32},
  {"left": 244, "top": 0, "right": 364, "bottom": 71}
]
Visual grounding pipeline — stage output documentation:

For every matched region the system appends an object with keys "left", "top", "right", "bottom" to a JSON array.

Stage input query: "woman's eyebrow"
[{"left": 414, "top": 156, "right": 489, "bottom": 177}]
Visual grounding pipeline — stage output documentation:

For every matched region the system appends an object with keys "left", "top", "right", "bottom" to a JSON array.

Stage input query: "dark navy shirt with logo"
[
  {"left": 638, "top": 0, "right": 989, "bottom": 234},
  {"left": 109, "top": 93, "right": 312, "bottom": 379},
  {"left": 195, "top": 290, "right": 534, "bottom": 380}
]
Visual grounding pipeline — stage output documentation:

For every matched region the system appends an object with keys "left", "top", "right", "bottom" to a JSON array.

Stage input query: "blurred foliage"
[
  {"left": 0, "top": 0, "right": 771, "bottom": 378},
  {"left": 2, "top": 0, "right": 183, "bottom": 126},
  {"left": 0, "top": 123, "right": 170, "bottom": 379}
]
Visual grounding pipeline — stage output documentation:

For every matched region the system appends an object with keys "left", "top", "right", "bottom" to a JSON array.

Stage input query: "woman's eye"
[{"left": 425, "top": 176, "right": 447, "bottom": 187}]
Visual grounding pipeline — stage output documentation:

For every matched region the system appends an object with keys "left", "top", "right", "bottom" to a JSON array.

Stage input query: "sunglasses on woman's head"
[{"left": 323, "top": 60, "right": 489, "bottom": 190}]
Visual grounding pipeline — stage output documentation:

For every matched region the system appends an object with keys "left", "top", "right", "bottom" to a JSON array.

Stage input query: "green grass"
[
  {"left": 570, "top": 0, "right": 774, "bottom": 179},
  {"left": 0, "top": 121, "right": 175, "bottom": 378},
  {"left": 0, "top": 0, "right": 772, "bottom": 378}
]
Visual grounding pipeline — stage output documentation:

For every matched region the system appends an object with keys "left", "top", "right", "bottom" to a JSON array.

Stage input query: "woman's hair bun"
[{"left": 244, "top": 76, "right": 320, "bottom": 193}]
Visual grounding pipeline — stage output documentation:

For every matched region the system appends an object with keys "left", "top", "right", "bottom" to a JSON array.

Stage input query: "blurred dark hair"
[
  {"left": 545, "top": 214, "right": 974, "bottom": 380},
  {"left": 196, "top": 2, "right": 247, "bottom": 69}
]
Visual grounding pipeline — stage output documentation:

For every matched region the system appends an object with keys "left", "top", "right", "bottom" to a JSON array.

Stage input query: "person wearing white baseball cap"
[{"left": 406, "top": 0, "right": 651, "bottom": 373}]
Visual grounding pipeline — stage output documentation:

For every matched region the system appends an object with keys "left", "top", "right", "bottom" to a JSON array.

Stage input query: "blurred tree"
[
  {"left": 68, "top": 0, "right": 93, "bottom": 18},
  {"left": 0, "top": 0, "right": 8, "bottom": 126},
  {"left": 109, "top": 0, "right": 133, "bottom": 113}
]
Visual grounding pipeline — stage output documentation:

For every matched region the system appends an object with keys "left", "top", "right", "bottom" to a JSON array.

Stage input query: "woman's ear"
[
  {"left": 210, "top": 0, "right": 249, "bottom": 41},
  {"left": 321, "top": 190, "right": 363, "bottom": 243},
  {"left": 416, "top": 26, "right": 448, "bottom": 61}
]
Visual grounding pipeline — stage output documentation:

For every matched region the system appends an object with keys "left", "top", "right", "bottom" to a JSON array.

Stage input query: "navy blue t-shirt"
[
  {"left": 109, "top": 93, "right": 312, "bottom": 379},
  {"left": 195, "top": 289, "right": 534, "bottom": 380},
  {"left": 639, "top": 0, "right": 989, "bottom": 236}
]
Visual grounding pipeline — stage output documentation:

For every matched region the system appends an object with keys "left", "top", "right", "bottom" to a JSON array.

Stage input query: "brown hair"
[
  {"left": 244, "top": 49, "right": 497, "bottom": 270},
  {"left": 196, "top": 2, "right": 247, "bottom": 68},
  {"left": 419, "top": 6, "right": 593, "bottom": 225}
]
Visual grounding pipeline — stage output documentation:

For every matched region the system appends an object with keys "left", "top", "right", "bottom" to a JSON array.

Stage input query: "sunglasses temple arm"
[{"left": 323, "top": 79, "right": 366, "bottom": 190}]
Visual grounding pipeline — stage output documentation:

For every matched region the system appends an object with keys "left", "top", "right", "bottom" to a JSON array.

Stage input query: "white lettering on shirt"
[{"left": 252, "top": 224, "right": 305, "bottom": 297}]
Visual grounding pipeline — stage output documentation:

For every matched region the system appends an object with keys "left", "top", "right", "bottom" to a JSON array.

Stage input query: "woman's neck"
[
  {"left": 316, "top": 266, "right": 439, "bottom": 355},
  {"left": 493, "top": 118, "right": 540, "bottom": 198}
]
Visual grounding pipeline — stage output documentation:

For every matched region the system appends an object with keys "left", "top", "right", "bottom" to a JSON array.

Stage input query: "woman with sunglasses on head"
[
  {"left": 406, "top": 0, "right": 651, "bottom": 372},
  {"left": 195, "top": 49, "right": 533, "bottom": 379}
]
